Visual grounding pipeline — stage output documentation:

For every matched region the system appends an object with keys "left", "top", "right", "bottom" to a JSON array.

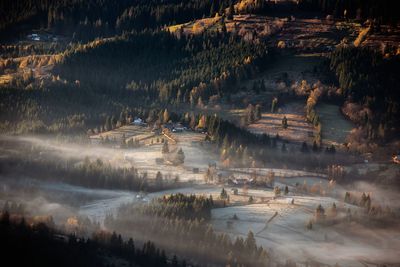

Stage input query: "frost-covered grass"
[{"left": 211, "top": 186, "right": 400, "bottom": 267}]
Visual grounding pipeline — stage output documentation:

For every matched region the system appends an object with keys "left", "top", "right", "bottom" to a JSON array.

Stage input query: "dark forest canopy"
[
  {"left": 0, "top": 0, "right": 215, "bottom": 40},
  {"left": 0, "top": 212, "right": 190, "bottom": 267},
  {"left": 297, "top": 0, "right": 399, "bottom": 24},
  {"left": 54, "top": 30, "right": 270, "bottom": 101},
  {"left": 207, "top": 0, "right": 400, "bottom": 25}
]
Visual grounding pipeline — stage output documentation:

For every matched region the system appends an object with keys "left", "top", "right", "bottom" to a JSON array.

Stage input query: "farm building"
[
  {"left": 163, "top": 122, "right": 186, "bottom": 132},
  {"left": 228, "top": 177, "right": 255, "bottom": 186},
  {"left": 132, "top": 118, "right": 146, "bottom": 126}
]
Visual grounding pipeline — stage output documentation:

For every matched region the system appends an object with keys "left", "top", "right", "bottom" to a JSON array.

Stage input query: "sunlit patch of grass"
[{"left": 354, "top": 27, "right": 371, "bottom": 47}]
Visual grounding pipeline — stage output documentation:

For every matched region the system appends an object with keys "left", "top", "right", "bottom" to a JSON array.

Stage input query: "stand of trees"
[
  {"left": 147, "top": 193, "right": 214, "bottom": 220},
  {"left": 330, "top": 46, "right": 400, "bottom": 141},
  {"left": 0, "top": 211, "right": 189, "bottom": 267},
  {"left": 0, "top": 154, "right": 180, "bottom": 192}
]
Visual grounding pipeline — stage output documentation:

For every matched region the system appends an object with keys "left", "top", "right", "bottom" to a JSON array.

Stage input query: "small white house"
[{"left": 132, "top": 118, "right": 145, "bottom": 125}]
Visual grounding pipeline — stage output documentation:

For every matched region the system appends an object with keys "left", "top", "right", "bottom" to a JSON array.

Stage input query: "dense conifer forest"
[{"left": 0, "top": 211, "right": 189, "bottom": 267}]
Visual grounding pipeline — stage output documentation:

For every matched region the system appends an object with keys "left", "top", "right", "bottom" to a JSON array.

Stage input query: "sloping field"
[
  {"left": 0, "top": 54, "right": 59, "bottom": 86},
  {"left": 89, "top": 125, "right": 153, "bottom": 143},
  {"left": 212, "top": 195, "right": 400, "bottom": 267},
  {"left": 122, "top": 131, "right": 219, "bottom": 181},
  {"left": 168, "top": 14, "right": 285, "bottom": 39},
  {"left": 272, "top": 18, "right": 353, "bottom": 53},
  {"left": 247, "top": 101, "right": 316, "bottom": 143}
]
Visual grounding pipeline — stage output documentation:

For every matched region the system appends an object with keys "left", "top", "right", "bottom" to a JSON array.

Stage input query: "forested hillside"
[
  {"left": 55, "top": 30, "right": 270, "bottom": 100},
  {"left": 0, "top": 0, "right": 234, "bottom": 41},
  {"left": 0, "top": 29, "right": 271, "bottom": 133}
]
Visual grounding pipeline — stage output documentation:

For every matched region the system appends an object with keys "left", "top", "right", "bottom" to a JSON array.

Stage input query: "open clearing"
[
  {"left": 90, "top": 125, "right": 155, "bottom": 144},
  {"left": 247, "top": 101, "right": 316, "bottom": 143},
  {"left": 240, "top": 54, "right": 324, "bottom": 94},
  {"left": 122, "top": 133, "right": 218, "bottom": 181},
  {"left": 316, "top": 103, "right": 355, "bottom": 145},
  {"left": 91, "top": 126, "right": 219, "bottom": 180}
]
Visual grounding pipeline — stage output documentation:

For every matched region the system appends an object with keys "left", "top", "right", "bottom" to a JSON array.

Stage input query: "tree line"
[
  {"left": 0, "top": 153, "right": 181, "bottom": 192},
  {"left": 0, "top": 0, "right": 232, "bottom": 41},
  {"left": 0, "top": 210, "right": 191, "bottom": 267}
]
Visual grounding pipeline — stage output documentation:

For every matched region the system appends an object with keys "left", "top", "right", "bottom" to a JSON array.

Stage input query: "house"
[
  {"left": 132, "top": 118, "right": 146, "bottom": 126},
  {"left": 195, "top": 127, "right": 207, "bottom": 134},
  {"left": 172, "top": 123, "right": 186, "bottom": 132},
  {"left": 163, "top": 122, "right": 187, "bottom": 132},
  {"left": 228, "top": 177, "right": 254, "bottom": 186}
]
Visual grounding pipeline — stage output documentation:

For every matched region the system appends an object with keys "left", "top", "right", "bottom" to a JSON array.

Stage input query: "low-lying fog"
[{"left": 1, "top": 135, "right": 400, "bottom": 267}]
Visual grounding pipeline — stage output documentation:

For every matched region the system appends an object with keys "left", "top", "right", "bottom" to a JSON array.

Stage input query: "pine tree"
[
  {"left": 271, "top": 97, "right": 278, "bottom": 113},
  {"left": 245, "top": 230, "right": 257, "bottom": 252},
  {"left": 155, "top": 171, "right": 163, "bottom": 188},
  {"left": 162, "top": 141, "right": 169, "bottom": 154},
  {"left": 210, "top": 1, "right": 216, "bottom": 17},
  {"left": 105, "top": 116, "right": 112, "bottom": 131},
  {"left": 282, "top": 116, "right": 288, "bottom": 129},
  {"left": 284, "top": 186, "right": 289, "bottom": 195},
  {"left": 174, "top": 148, "right": 185, "bottom": 164},
  {"left": 300, "top": 142, "right": 309, "bottom": 153},
  {"left": 255, "top": 104, "right": 262, "bottom": 121},
  {"left": 220, "top": 188, "right": 228, "bottom": 199},
  {"left": 163, "top": 109, "right": 170, "bottom": 123},
  {"left": 227, "top": 1, "right": 235, "bottom": 20},
  {"left": 120, "top": 134, "right": 127, "bottom": 149},
  {"left": 274, "top": 186, "right": 281, "bottom": 197},
  {"left": 344, "top": 192, "right": 351, "bottom": 203}
]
